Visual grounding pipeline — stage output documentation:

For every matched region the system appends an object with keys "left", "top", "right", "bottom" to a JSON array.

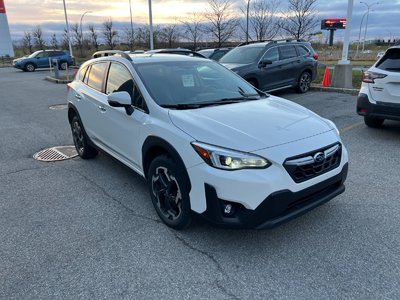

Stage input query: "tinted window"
[
  {"left": 219, "top": 47, "right": 264, "bottom": 64},
  {"left": 87, "top": 62, "right": 108, "bottom": 91},
  {"left": 296, "top": 45, "right": 310, "bottom": 56},
  {"left": 48, "top": 51, "right": 58, "bottom": 57},
  {"left": 36, "top": 51, "right": 48, "bottom": 58},
  {"left": 262, "top": 47, "right": 279, "bottom": 62},
  {"left": 78, "top": 66, "right": 88, "bottom": 81},
  {"left": 279, "top": 45, "right": 297, "bottom": 60},
  {"left": 135, "top": 61, "right": 261, "bottom": 106},
  {"left": 210, "top": 50, "right": 228, "bottom": 61},
  {"left": 376, "top": 49, "right": 400, "bottom": 72}
]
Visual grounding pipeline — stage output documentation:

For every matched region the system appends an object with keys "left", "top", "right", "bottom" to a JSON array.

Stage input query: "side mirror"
[
  {"left": 259, "top": 59, "right": 273, "bottom": 68},
  {"left": 107, "top": 91, "right": 134, "bottom": 115}
]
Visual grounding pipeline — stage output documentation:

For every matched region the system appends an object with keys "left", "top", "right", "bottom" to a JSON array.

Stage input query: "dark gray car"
[{"left": 219, "top": 40, "right": 318, "bottom": 93}]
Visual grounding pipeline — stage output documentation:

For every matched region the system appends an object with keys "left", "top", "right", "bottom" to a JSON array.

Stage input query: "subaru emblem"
[{"left": 314, "top": 152, "right": 325, "bottom": 163}]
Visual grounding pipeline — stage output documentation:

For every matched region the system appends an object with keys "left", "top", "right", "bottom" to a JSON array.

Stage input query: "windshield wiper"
[{"left": 161, "top": 97, "right": 259, "bottom": 110}]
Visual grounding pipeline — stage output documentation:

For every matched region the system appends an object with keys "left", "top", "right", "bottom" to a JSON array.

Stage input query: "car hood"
[
  {"left": 169, "top": 96, "right": 334, "bottom": 152},
  {"left": 220, "top": 63, "right": 250, "bottom": 70}
]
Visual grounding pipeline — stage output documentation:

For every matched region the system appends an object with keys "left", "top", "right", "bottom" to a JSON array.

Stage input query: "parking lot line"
[{"left": 339, "top": 121, "right": 364, "bottom": 134}]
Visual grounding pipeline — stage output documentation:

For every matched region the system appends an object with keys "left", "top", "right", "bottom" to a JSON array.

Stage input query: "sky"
[{"left": 3, "top": 0, "right": 400, "bottom": 41}]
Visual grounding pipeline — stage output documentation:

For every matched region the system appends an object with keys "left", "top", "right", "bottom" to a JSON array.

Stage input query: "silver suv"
[{"left": 219, "top": 40, "right": 318, "bottom": 93}]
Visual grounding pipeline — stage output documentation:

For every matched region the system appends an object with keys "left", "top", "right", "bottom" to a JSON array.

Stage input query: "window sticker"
[{"left": 182, "top": 74, "right": 195, "bottom": 87}]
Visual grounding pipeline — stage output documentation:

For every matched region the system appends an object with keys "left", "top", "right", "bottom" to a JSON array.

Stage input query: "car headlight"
[{"left": 191, "top": 142, "right": 270, "bottom": 170}]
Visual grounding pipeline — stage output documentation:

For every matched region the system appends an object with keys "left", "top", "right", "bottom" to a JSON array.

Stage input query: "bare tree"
[
  {"left": 62, "top": 29, "right": 70, "bottom": 51},
  {"left": 124, "top": 27, "right": 135, "bottom": 50},
  {"left": 70, "top": 23, "right": 84, "bottom": 56},
  {"left": 205, "top": 0, "right": 238, "bottom": 47},
  {"left": 88, "top": 24, "right": 99, "bottom": 51},
  {"left": 248, "top": 0, "right": 280, "bottom": 41},
  {"left": 50, "top": 33, "right": 58, "bottom": 49},
  {"left": 181, "top": 13, "right": 204, "bottom": 50},
  {"left": 102, "top": 19, "right": 118, "bottom": 49},
  {"left": 279, "top": 0, "right": 318, "bottom": 39},
  {"left": 136, "top": 26, "right": 149, "bottom": 47},
  {"left": 159, "top": 23, "right": 180, "bottom": 48},
  {"left": 22, "top": 31, "right": 33, "bottom": 53},
  {"left": 32, "top": 26, "right": 46, "bottom": 50}
]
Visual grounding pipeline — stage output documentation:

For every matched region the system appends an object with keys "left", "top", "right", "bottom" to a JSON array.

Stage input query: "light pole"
[
  {"left": 148, "top": 0, "right": 154, "bottom": 50},
  {"left": 356, "top": 11, "right": 368, "bottom": 57},
  {"left": 246, "top": 0, "right": 250, "bottom": 43},
  {"left": 129, "top": 0, "right": 134, "bottom": 50},
  {"left": 62, "top": 0, "right": 73, "bottom": 59},
  {"left": 360, "top": 1, "right": 379, "bottom": 52},
  {"left": 80, "top": 11, "right": 92, "bottom": 57}
]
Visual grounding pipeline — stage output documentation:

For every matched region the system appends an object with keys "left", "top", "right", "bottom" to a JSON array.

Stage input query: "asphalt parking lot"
[{"left": 1, "top": 67, "right": 400, "bottom": 299}]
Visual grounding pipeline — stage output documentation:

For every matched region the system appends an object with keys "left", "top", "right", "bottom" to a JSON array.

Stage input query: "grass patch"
[{"left": 315, "top": 66, "right": 363, "bottom": 89}]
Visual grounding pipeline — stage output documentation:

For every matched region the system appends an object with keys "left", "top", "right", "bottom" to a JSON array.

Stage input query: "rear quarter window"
[
  {"left": 279, "top": 45, "right": 297, "bottom": 60},
  {"left": 296, "top": 45, "right": 310, "bottom": 56},
  {"left": 376, "top": 49, "right": 400, "bottom": 72},
  {"left": 86, "top": 62, "right": 108, "bottom": 92},
  {"left": 78, "top": 66, "right": 88, "bottom": 82}
]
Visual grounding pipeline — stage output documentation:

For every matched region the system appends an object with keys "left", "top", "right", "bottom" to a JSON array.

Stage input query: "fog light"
[{"left": 223, "top": 204, "right": 233, "bottom": 215}]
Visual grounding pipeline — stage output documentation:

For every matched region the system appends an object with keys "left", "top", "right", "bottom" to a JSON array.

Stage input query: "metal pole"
[
  {"left": 356, "top": 11, "right": 367, "bottom": 57},
  {"left": 246, "top": 0, "right": 250, "bottom": 43},
  {"left": 360, "top": 2, "right": 379, "bottom": 52},
  {"left": 148, "top": 0, "right": 154, "bottom": 50},
  {"left": 62, "top": 0, "right": 73, "bottom": 59},
  {"left": 129, "top": 0, "right": 134, "bottom": 50},
  {"left": 80, "top": 11, "right": 91, "bottom": 57},
  {"left": 339, "top": 0, "right": 354, "bottom": 65}
]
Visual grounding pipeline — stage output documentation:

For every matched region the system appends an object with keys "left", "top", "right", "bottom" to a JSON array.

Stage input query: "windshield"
[
  {"left": 376, "top": 49, "right": 400, "bottom": 72},
  {"left": 219, "top": 47, "right": 264, "bottom": 64},
  {"left": 28, "top": 51, "right": 42, "bottom": 58},
  {"left": 198, "top": 50, "right": 213, "bottom": 58},
  {"left": 135, "top": 60, "right": 265, "bottom": 107}
]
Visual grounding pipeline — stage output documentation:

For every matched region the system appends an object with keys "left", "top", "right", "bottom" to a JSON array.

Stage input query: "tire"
[
  {"left": 59, "top": 61, "right": 68, "bottom": 70},
  {"left": 70, "top": 115, "right": 98, "bottom": 159},
  {"left": 297, "top": 71, "right": 311, "bottom": 93},
  {"left": 364, "top": 116, "right": 384, "bottom": 128},
  {"left": 147, "top": 155, "right": 192, "bottom": 229},
  {"left": 25, "top": 63, "right": 35, "bottom": 72}
]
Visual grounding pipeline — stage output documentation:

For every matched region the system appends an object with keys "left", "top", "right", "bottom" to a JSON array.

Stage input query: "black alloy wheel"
[
  {"left": 297, "top": 71, "right": 311, "bottom": 93},
  {"left": 71, "top": 116, "right": 98, "bottom": 159},
  {"left": 148, "top": 155, "right": 191, "bottom": 229}
]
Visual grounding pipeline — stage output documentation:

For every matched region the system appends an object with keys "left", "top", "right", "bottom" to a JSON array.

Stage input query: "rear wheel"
[
  {"left": 364, "top": 116, "right": 384, "bottom": 128},
  {"left": 297, "top": 71, "right": 311, "bottom": 93},
  {"left": 25, "top": 63, "right": 35, "bottom": 72},
  {"left": 59, "top": 61, "right": 68, "bottom": 70},
  {"left": 148, "top": 155, "right": 191, "bottom": 229},
  {"left": 71, "top": 115, "right": 98, "bottom": 159}
]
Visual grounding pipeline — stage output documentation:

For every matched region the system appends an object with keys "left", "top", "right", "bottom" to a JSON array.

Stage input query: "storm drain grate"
[
  {"left": 33, "top": 146, "right": 78, "bottom": 162},
  {"left": 49, "top": 104, "right": 68, "bottom": 110}
]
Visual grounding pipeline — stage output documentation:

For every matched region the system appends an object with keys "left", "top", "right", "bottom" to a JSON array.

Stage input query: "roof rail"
[
  {"left": 236, "top": 40, "right": 274, "bottom": 47},
  {"left": 237, "top": 39, "right": 306, "bottom": 47},
  {"left": 91, "top": 50, "right": 132, "bottom": 61}
]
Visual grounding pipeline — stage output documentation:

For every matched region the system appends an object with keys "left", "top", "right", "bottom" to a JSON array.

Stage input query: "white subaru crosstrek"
[
  {"left": 357, "top": 46, "right": 400, "bottom": 127},
  {"left": 67, "top": 50, "right": 348, "bottom": 229}
]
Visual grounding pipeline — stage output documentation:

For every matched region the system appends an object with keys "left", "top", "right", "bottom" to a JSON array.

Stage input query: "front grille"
[{"left": 283, "top": 143, "right": 342, "bottom": 183}]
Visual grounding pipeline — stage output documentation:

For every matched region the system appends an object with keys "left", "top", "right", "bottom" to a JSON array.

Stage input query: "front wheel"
[
  {"left": 25, "top": 63, "right": 35, "bottom": 72},
  {"left": 364, "top": 116, "right": 384, "bottom": 128},
  {"left": 59, "top": 61, "right": 68, "bottom": 70},
  {"left": 297, "top": 71, "right": 311, "bottom": 93},
  {"left": 148, "top": 155, "right": 191, "bottom": 229},
  {"left": 71, "top": 115, "right": 98, "bottom": 159}
]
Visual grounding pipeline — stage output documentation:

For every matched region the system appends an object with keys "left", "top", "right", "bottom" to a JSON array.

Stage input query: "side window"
[
  {"left": 87, "top": 62, "right": 108, "bottom": 92},
  {"left": 262, "top": 47, "right": 279, "bottom": 62},
  {"left": 106, "top": 63, "right": 148, "bottom": 112},
  {"left": 78, "top": 66, "right": 88, "bottom": 82},
  {"left": 84, "top": 65, "right": 91, "bottom": 85},
  {"left": 279, "top": 45, "right": 297, "bottom": 60},
  {"left": 36, "top": 52, "right": 45, "bottom": 58},
  {"left": 49, "top": 51, "right": 58, "bottom": 57},
  {"left": 296, "top": 45, "right": 310, "bottom": 56},
  {"left": 210, "top": 51, "right": 226, "bottom": 61}
]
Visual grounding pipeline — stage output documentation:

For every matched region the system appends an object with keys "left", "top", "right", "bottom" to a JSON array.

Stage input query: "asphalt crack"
[
  {"left": 174, "top": 234, "right": 240, "bottom": 300},
  {"left": 60, "top": 166, "right": 162, "bottom": 225},
  {"left": 0, "top": 166, "right": 51, "bottom": 178}
]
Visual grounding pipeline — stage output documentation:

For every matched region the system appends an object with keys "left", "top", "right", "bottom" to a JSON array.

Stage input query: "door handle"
[
  {"left": 74, "top": 94, "right": 82, "bottom": 100},
  {"left": 98, "top": 105, "right": 106, "bottom": 112}
]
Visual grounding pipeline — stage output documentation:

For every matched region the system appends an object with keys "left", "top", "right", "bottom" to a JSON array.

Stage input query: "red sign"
[
  {"left": 321, "top": 18, "right": 346, "bottom": 30},
  {"left": 0, "top": 0, "right": 6, "bottom": 14}
]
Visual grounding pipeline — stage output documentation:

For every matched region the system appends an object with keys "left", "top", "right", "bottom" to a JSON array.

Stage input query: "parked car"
[
  {"left": 198, "top": 48, "right": 232, "bottom": 61},
  {"left": 145, "top": 48, "right": 206, "bottom": 58},
  {"left": 219, "top": 40, "right": 318, "bottom": 93},
  {"left": 13, "top": 50, "right": 73, "bottom": 72},
  {"left": 67, "top": 50, "right": 348, "bottom": 229},
  {"left": 357, "top": 45, "right": 400, "bottom": 127}
]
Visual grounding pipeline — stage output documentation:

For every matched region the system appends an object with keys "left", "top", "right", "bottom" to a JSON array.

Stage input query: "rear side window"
[
  {"left": 78, "top": 66, "right": 88, "bottom": 82},
  {"left": 376, "top": 49, "right": 400, "bottom": 72},
  {"left": 86, "top": 62, "right": 108, "bottom": 92},
  {"left": 279, "top": 45, "right": 297, "bottom": 60},
  {"left": 296, "top": 45, "right": 310, "bottom": 56}
]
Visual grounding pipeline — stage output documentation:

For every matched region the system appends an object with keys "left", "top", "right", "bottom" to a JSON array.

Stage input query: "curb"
[
  {"left": 45, "top": 76, "right": 72, "bottom": 84},
  {"left": 310, "top": 84, "right": 359, "bottom": 96}
]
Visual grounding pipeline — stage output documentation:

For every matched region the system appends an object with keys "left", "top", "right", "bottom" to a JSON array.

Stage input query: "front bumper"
[
  {"left": 357, "top": 93, "right": 400, "bottom": 121},
  {"left": 199, "top": 163, "right": 347, "bottom": 229}
]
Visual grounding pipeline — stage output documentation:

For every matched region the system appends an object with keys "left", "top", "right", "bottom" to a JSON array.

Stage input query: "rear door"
[
  {"left": 277, "top": 45, "right": 300, "bottom": 86},
  {"left": 369, "top": 48, "right": 400, "bottom": 104}
]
